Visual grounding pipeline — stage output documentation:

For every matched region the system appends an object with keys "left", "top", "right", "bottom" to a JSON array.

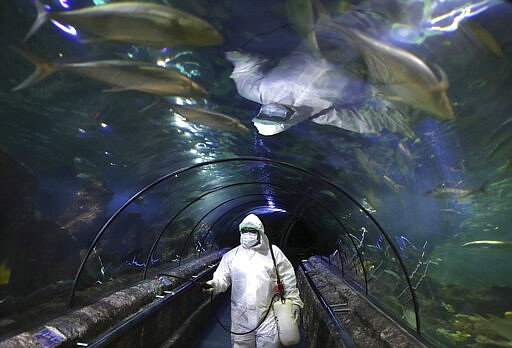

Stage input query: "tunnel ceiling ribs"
[{"left": 69, "top": 157, "right": 420, "bottom": 333}]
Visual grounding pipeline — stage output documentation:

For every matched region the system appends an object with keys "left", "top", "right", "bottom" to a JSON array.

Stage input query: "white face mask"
[{"left": 240, "top": 232, "right": 259, "bottom": 248}]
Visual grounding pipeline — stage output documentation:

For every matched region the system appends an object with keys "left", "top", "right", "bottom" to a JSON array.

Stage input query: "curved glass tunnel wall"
[
  {"left": 71, "top": 158, "right": 420, "bottom": 336},
  {"left": 1, "top": 0, "right": 512, "bottom": 347}
]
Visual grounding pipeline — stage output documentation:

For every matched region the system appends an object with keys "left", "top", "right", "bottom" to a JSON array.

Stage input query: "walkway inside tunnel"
[
  {"left": 191, "top": 291, "right": 310, "bottom": 348},
  {"left": 66, "top": 157, "right": 424, "bottom": 346},
  {"left": 2, "top": 157, "right": 428, "bottom": 347},
  {"left": 2, "top": 0, "right": 512, "bottom": 346}
]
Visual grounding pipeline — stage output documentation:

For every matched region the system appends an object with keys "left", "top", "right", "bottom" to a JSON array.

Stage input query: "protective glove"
[
  {"left": 292, "top": 304, "right": 301, "bottom": 325},
  {"left": 202, "top": 279, "right": 216, "bottom": 294}
]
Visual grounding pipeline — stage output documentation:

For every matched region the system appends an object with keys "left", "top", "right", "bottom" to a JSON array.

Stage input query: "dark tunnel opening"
[
  {"left": 215, "top": 209, "right": 332, "bottom": 266},
  {"left": 67, "top": 157, "right": 420, "bottom": 339},
  {"left": 0, "top": 157, "right": 427, "bottom": 345},
  {"left": 1, "top": 0, "right": 512, "bottom": 346}
]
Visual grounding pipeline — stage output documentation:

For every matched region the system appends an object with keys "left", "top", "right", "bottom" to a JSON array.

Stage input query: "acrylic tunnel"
[{"left": 1, "top": 0, "right": 512, "bottom": 347}]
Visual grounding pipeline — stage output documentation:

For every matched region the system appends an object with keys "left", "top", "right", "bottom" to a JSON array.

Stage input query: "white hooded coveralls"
[{"left": 208, "top": 214, "right": 303, "bottom": 348}]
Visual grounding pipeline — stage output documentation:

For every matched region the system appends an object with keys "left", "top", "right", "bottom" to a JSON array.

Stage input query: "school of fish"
[{"left": 14, "top": 0, "right": 492, "bottom": 135}]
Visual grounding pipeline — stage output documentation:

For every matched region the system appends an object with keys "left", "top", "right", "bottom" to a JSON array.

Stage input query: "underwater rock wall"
[
  {"left": 0, "top": 252, "right": 222, "bottom": 347},
  {"left": 298, "top": 256, "right": 426, "bottom": 348}
]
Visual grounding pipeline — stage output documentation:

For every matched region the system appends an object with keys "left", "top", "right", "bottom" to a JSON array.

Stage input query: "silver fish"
[
  {"left": 346, "top": 28, "right": 454, "bottom": 120},
  {"left": 383, "top": 175, "right": 404, "bottom": 193},
  {"left": 462, "top": 240, "right": 512, "bottom": 251},
  {"left": 171, "top": 104, "right": 249, "bottom": 133},
  {"left": 312, "top": 1, "right": 453, "bottom": 119},
  {"left": 25, "top": 0, "right": 223, "bottom": 48},
  {"left": 425, "top": 181, "right": 489, "bottom": 199},
  {"left": 11, "top": 46, "right": 208, "bottom": 98}
]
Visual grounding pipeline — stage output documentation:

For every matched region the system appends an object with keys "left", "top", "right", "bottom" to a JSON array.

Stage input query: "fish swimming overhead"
[
  {"left": 310, "top": 0, "right": 454, "bottom": 119},
  {"left": 25, "top": 0, "right": 223, "bottom": 48},
  {"left": 425, "top": 181, "right": 489, "bottom": 199},
  {"left": 171, "top": 104, "right": 249, "bottom": 133},
  {"left": 11, "top": 46, "right": 208, "bottom": 98},
  {"left": 346, "top": 28, "right": 454, "bottom": 120}
]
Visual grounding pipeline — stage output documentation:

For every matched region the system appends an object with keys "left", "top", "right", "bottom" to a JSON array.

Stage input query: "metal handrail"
[
  {"left": 83, "top": 267, "right": 214, "bottom": 347},
  {"left": 202, "top": 191, "right": 365, "bottom": 287},
  {"left": 143, "top": 181, "right": 275, "bottom": 279},
  {"left": 69, "top": 157, "right": 419, "bottom": 334},
  {"left": 300, "top": 262, "right": 357, "bottom": 347},
  {"left": 177, "top": 193, "right": 266, "bottom": 266}
]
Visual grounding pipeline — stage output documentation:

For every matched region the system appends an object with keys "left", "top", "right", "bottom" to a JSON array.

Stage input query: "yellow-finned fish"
[
  {"left": 11, "top": 46, "right": 208, "bottom": 98},
  {"left": 171, "top": 104, "right": 249, "bottom": 133},
  {"left": 347, "top": 29, "right": 454, "bottom": 120},
  {"left": 25, "top": 0, "right": 223, "bottom": 48},
  {"left": 311, "top": 1, "right": 453, "bottom": 120}
]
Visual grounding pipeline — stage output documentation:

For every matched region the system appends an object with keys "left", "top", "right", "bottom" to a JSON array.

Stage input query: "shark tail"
[
  {"left": 10, "top": 45, "right": 56, "bottom": 91},
  {"left": 24, "top": 0, "right": 49, "bottom": 42}
]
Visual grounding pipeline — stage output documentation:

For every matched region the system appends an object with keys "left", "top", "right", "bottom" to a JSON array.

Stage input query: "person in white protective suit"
[{"left": 205, "top": 213, "right": 303, "bottom": 348}]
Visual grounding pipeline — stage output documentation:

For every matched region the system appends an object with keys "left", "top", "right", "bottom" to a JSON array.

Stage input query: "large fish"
[
  {"left": 311, "top": 0, "right": 454, "bottom": 119},
  {"left": 171, "top": 104, "right": 249, "bottom": 133},
  {"left": 344, "top": 28, "right": 454, "bottom": 119},
  {"left": 25, "top": 0, "right": 223, "bottom": 48},
  {"left": 11, "top": 46, "right": 208, "bottom": 98}
]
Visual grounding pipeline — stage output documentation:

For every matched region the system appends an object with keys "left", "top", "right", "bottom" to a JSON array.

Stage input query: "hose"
[
  {"left": 210, "top": 292, "right": 280, "bottom": 335},
  {"left": 157, "top": 273, "right": 279, "bottom": 335}
]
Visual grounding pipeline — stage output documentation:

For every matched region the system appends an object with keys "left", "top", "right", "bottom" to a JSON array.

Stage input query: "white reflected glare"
[
  {"left": 51, "top": 20, "right": 77, "bottom": 36},
  {"left": 172, "top": 97, "right": 195, "bottom": 106},
  {"left": 429, "top": 0, "right": 491, "bottom": 32},
  {"left": 266, "top": 208, "right": 287, "bottom": 213},
  {"left": 156, "top": 59, "right": 168, "bottom": 67},
  {"left": 58, "top": 0, "right": 70, "bottom": 9},
  {"left": 172, "top": 114, "right": 200, "bottom": 133}
]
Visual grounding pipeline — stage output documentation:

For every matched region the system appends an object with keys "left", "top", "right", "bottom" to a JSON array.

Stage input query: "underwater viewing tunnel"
[{"left": 1, "top": 0, "right": 512, "bottom": 347}]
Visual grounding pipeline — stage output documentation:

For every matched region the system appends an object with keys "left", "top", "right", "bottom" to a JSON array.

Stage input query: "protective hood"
[
  {"left": 239, "top": 214, "right": 264, "bottom": 234},
  {"left": 238, "top": 214, "right": 270, "bottom": 253}
]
